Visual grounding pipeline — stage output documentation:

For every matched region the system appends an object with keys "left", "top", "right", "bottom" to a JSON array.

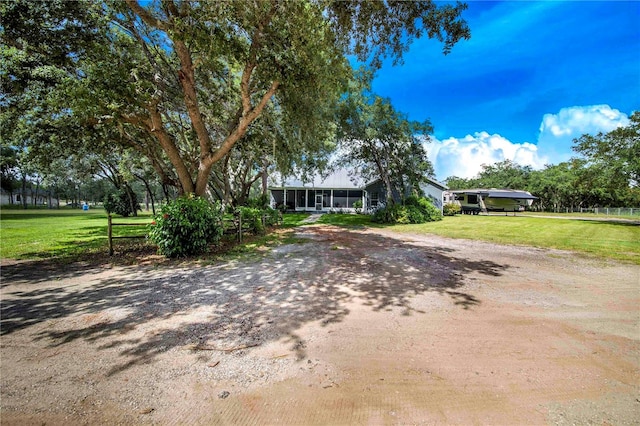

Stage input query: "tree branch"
[{"left": 125, "top": 0, "right": 170, "bottom": 31}]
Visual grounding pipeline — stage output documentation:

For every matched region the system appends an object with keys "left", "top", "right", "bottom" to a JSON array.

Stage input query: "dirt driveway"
[{"left": 1, "top": 224, "right": 639, "bottom": 425}]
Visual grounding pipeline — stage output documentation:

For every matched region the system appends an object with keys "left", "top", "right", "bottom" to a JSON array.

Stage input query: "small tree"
[{"left": 103, "top": 189, "right": 139, "bottom": 217}]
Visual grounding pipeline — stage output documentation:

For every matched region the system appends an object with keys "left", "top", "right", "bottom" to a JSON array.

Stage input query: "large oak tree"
[{"left": 2, "top": 0, "right": 470, "bottom": 197}]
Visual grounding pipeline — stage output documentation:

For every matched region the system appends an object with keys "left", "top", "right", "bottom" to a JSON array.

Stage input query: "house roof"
[
  {"left": 364, "top": 176, "right": 448, "bottom": 191},
  {"left": 269, "top": 169, "right": 448, "bottom": 192},
  {"left": 449, "top": 188, "right": 538, "bottom": 199},
  {"left": 269, "top": 168, "right": 364, "bottom": 189}
]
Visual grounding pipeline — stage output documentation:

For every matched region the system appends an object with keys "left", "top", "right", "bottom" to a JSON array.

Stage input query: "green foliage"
[
  {"left": 372, "top": 197, "right": 442, "bottom": 224},
  {"left": 148, "top": 195, "right": 223, "bottom": 258},
  {"left": 443, "top": 202, "right": 461, "bottom": 216},
  {"left": 236, "top": 206, "right": 281, "bottom": 236},
  {"left": 573, "top": 111, "right": 640, "bottom": 189},
  {"left": 352, "top": 199, "right": 363, "bottom": 214},
  {"left": 103, "top": 189, "right": 139, "bottom": 217},
  {"left": 416, "top": 197, "right": 443, "bottom": 222},
  {"left": 371, "top": 203, "right": 401, "bottom": 224},
  {"left": 2, "top": 0, "right": 471, "bottom": 200},
  {"left": 336, "top": 74, "right": 435, "bottom": 203},
  {"left": 245, "top": 194, "right": 270, "bottom": 210}
]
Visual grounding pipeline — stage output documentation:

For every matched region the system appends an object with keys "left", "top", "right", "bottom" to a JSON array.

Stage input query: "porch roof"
[{"left": 268, "top": 168, "right": 363, "bottom": 190}]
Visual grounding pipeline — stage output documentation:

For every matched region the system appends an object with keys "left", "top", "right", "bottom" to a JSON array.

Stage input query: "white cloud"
[
  {"left": 426, "top": 132, "right": 547, "bottom": 181},
  {"left": 427, "top": 104, "right": 630, "bottom": 181},
  {"left": 537, "top": 105, "right": 629, "bottom": 162}
]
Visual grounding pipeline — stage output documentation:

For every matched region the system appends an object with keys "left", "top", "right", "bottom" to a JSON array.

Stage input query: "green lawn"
[
  {"left": 388, "top": 215, "right": 640, "bottom": 264},
  {"left": 316, "top": 213, "right": 372, "bottom": 227},
  {"left": 0, "top": 208, "right": 153, "bottom": 260}
]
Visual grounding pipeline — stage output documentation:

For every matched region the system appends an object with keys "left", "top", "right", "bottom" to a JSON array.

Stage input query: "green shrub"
[
  {"left": 371, "top": 197, "right": 442, "bottom": 224},
  {"left": 103, "top": 189, "right": 139, "bottom": 217},
  {"left": 398, "top": 205, "right": 425, "bottom": 224},
  {"left": 246, "top": 194, "right": 270, "bottom": 209},
  {"left": 371, "top": 203, "right": 400, "bottom": 223},
  {"left": 416, "top": 197, "right": 443, "bottom": 222},
  {"left": 443, "top": 202, "right": 461, "bottom": 216},
  {"left": 237, "top": 206, "right": 265, "bottom": 235},
  {"left": 353, "top": 199, "right": 363, "bottom": 214},
  {"left": 148, "top": 195, "right": 223, "bottom": 258},
  {"left": 236, "top": 206, "right": 281, "bottom": 235}
]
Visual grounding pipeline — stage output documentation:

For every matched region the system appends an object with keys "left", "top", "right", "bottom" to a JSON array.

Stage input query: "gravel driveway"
[{"left": 1, "top": 224, "right": 639, "bottom": 424}]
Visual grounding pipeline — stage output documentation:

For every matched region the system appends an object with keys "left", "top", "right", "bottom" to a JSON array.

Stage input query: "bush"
[
  {"left": 246, "top": 194, "right": 270, "bottom": 209},
  {"left": 416, "top": 197, "right": 443, "bottom": 222},
  {"left": 371, "top": 203, "right": 401, "bottom": 223},
  {"left": 148, "top": 195, "right": 223, "bottom": 258},
  {"left": 397, "top": 205, "right": 425, "bottom": 224},
  {"left": 236, "top": 205, "right": 281, "bottom": 235},
  {"left": 371, "top": 197, "right": 442, "bottom": 224},
  {"left": 237, "top": 206, "right": 265, "bottom": 235},
  {"left": 443, "top": 202, "right": 461, "bottom": 216},
  {"left": 103, "top": 189, "right": 139, "bottom": 217},
  {"left": 353, "top": 199, "right": 363, "bottom": 214}
]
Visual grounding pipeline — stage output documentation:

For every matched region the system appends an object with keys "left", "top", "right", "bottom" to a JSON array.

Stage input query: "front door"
[{"left": 315, "top": 194, "right": 323, "bottom": 211}]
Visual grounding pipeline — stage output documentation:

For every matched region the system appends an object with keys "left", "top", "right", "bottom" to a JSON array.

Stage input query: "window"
[
  {"left": 296, "top": 190, "right": 306, "bottom": 209},
  {"left": 286, "top": 190, "right": 296, "bottom": 209},
  {"left": 333, "top": 190, "right": 348, "bottom": 208},
  {"left": 468, "top": 194, "right": 478, "bottom": 204},
  {"left": 371, "top": 192, "right": 379, "bottom": 207},
  {"left": 347, "top": 190, "right": 363, "bottom": 207},
  {"left": 323, "top": 190, "right": 331, "bottom": 207},
  {"left": 271, "top": 190, "right": 284, "bottom": 207},
  {"left": 455, "top": 194, "right": 465, "bottom": 201},
  {"left": 307, "top": 190, "right": 315, "bottom": 208}
]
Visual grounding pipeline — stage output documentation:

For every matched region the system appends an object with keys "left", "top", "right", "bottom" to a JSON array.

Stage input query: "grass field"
[
  {"left": 388, "top": 215, "right": 640, "bottom": 264},
  {"left": 0, "top": 208, "right": 153, "bottom": 260},
  {"left": 1, "top": 209, "right": 638, "bottom": 264}
]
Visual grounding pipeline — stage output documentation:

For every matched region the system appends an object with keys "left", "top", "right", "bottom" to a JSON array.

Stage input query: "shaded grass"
[
  {"left": 281, "top": 212, "right": 311, "bottom": 227},
  {"left": 316, "top": 213, "right": 373, "bottom": 228},
  {"left": 0, "top": 209, "right": 308, "bottom": 264},
  {"left": 389, "top": 215, "right": 640, "bottom": 264},
  {"left": 0, "top": 208, "right": 153, "bottom": 260}
]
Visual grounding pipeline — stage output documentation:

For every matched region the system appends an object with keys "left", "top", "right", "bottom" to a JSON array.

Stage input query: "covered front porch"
[{"left": 269, "top": 188, "right": 365, "bottom": 212}]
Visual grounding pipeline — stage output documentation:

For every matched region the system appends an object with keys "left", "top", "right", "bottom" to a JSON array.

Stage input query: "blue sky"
[{"left": 370, "top": 1, "right": 640, "bottom": 181}]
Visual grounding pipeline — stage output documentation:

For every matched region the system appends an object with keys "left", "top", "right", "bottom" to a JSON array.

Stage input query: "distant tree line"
[{"left": 445, "top": 112, "right": 640, "bottom": 211}]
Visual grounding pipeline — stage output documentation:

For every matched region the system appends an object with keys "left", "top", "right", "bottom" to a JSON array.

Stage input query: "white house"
[
  {"left": 0, "top": 188, "right": 60, "bottom": 208},
  {"left": 269, "top": 169, "right": 365, "bottom": 212},
  {"left": 363, "top": 176, "right": 448, "bottom": 212},
  {"left": 268, "top": 169, "right": 448, "bottom": 213}
]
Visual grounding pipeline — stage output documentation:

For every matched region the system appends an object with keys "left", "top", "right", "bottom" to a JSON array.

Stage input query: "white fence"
[{"left": 565, "top": 207, "right": 640, "bottom": 217}]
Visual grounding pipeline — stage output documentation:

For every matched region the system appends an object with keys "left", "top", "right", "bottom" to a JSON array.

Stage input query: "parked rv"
[{"left": 445, "top": 189, "right": 537, "bottom": 214}]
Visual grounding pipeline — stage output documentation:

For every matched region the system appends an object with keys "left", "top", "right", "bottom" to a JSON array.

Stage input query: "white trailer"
[{"left": 448, "top": 189, "right": 537, "bottom": 215}]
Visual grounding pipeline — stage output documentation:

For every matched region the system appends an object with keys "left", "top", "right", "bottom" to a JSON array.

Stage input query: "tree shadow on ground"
[{"left": 1, "top": 225, "right": 507, "bottom": 375}]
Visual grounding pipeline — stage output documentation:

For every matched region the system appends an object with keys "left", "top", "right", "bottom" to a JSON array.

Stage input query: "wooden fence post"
[
  {"left": 237, "top": 211, "right": 242, "bottom": 243},
  {"left": 108, "top": 214, "right": 114, "bottom": 256}
]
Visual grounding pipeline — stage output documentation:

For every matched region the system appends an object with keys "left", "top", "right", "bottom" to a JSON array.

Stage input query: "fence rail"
[
  {"left": 107, "top": 211, "right": 283, "bottom": 255},
  {"left": 107, "top": 215, "right": 148, "bottom": 256},
  {"left": 565, "top": 207, "right": 640, "bottom": 216}
]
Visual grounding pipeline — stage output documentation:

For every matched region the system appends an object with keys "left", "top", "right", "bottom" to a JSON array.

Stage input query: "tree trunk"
[
  {"left": 125, "top": 185, "right": 138, "bottom": 217},
  {"left": 261, "top": 159, "right": 268, "bottom": 196},
  {"left": 21, "top": 175, "right": 28, "bottom": 209},
  {"left": 33, "top": 180, "right": 40, "bottom": 206}
]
